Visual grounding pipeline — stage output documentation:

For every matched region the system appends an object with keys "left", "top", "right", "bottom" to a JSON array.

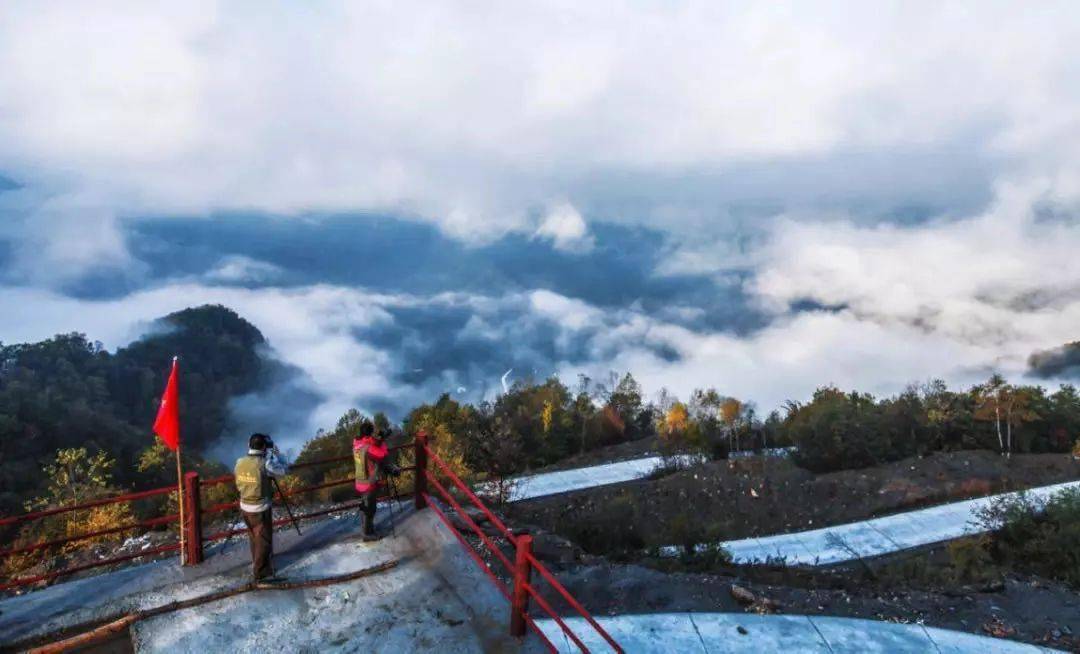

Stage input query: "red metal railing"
[
  {"left": 0, "top": 485, "right": 178, "bottom": 528},
  {"left": 0, "top": 445, "right": 410, "bottom": 591},
  {"left": 3, "top": 434, "right": 622, "bottom": 654},
  {"left": 417, "top": 434, "right": 623, "bottom": 653},
  {"left": 0, "top": 485, "right": 183, "bottom": 592},
  {"left": 184, "top": 442, "right": 414, "bottom": 562}
]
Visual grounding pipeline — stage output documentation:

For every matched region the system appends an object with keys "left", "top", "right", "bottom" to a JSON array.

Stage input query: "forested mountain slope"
[{"left": 0, "top": 305, "right": 274, "bottom": 515}]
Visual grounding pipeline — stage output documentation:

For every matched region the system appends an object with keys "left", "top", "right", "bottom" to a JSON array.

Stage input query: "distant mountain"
[{"left": 0, "top": 305, "right": 278, "bottom": 515}]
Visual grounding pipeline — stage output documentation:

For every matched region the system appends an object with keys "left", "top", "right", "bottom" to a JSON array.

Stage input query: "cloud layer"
[
  {"left": 2, "top": 3, "right": 1080, "bottom": 453},
  {"left": 3, "top": 2, "right": 1078, "bottom": 274}
]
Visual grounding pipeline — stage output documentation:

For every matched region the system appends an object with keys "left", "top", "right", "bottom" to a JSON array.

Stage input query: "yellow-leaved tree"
[{"left": 5, "top": 448, "right": 133, "bottom": 577}]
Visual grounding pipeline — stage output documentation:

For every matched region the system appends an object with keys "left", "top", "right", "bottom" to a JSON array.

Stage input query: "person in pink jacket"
[{"left": 353, "top": 422, "right": 400, "bottom": 541}]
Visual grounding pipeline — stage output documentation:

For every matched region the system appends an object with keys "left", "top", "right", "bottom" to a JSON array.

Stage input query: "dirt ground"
[{"left": 510, "top": 449, "right": 1080, "bottom": 549}]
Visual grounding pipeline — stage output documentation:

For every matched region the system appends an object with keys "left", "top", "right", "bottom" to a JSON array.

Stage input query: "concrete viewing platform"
[{"left": 0, "top": 506, "right": 543, "bottom": 653}]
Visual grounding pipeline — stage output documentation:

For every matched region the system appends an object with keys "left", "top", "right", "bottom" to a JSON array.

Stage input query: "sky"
[{"left": 2, "top": 2, "right": 1080, "bottom": 451}]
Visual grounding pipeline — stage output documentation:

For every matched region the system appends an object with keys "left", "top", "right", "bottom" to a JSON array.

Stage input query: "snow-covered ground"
[
  {"left": 535, "top": 613, "right": 1064, "bottom": 653},
  {"left": 667, "top": 480, "right": 1080, "bottom": 565}
]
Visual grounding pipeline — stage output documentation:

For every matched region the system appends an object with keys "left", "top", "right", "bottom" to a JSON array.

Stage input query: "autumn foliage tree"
[{"left": 4, "top": 448, "right": 134, "bottom": 577}]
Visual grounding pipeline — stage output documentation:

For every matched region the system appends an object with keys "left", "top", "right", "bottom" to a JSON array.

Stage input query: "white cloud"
[
  {"left": 751, "top": 183, "right": 1080, "bottom": 365},
  {"left": 528, "top": 289, "right": 601, "bottom": 330},
  {"left": 2, "top": 2, "right": 1079, "bottom": 280},
  {"left": 534, "top": 203, "right": 594, "bottom": 253},
  {"left": 2, "top": 256, "right": 1077, "bottom": 458},
  {"left": 204, "top": 256, "right": 283, "bottom": 284},
  {"left": 3, "top": 2, "right": 1080, "bottom": 443}
]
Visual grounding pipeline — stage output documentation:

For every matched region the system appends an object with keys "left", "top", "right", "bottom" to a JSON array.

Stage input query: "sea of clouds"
[{"left": 2, "top": 2, "right": 1080, "bottom": 451}]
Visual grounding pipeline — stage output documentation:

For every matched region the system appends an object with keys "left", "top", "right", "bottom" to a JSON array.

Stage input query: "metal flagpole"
[
  {"left": 173, "top": 357, "right": 185, "bottom": 565},
  {"left": 175, "top": 443, "right": 185, "bottom": 565}
]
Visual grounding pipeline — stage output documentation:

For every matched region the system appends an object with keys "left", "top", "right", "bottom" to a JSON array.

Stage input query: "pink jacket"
[{"left": 353, "top": 436, "right": 388, "bottom": 493}]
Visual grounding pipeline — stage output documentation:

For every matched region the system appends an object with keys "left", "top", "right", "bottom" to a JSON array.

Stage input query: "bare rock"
[{"left": 730, "top": 584, "right": 757, "bottom": 605}]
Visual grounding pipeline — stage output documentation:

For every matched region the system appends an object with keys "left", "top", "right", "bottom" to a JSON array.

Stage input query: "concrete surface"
[
  {"left": 504, "top": 455, "right": 699, "bottom": 502},
  {"left": 0, "top": 503, "right": 546, "bottom": 653},
  {"left": 703, "top": 479, "right": 1080, "bottom": 565},
  {"left": 132, "top": 507, "right": 542, "bottom": 653},
  {"left": 503, "top": 451, "right": 787, "bottom": 502},
  {"left": 534, "top": 612, "right": 1065, "bottom": 653},
  {"left": 6, "top": 453, "right": 1078, "bottom": 652},
  {"left": 1, "top": 504, "right": 376, "bottom": 646}
]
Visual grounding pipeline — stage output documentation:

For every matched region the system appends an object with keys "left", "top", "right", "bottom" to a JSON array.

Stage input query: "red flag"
[{"left": 153, "top": 357, "right": 180, "bottom": 451}]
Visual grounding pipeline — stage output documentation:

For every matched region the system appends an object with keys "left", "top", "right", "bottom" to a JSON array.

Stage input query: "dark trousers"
[
  {"left": 242, "top": 508, "right": 274, "bottom": 579},
  {"left": 360, "top": 487, "right": 379, "bottom": 535}
]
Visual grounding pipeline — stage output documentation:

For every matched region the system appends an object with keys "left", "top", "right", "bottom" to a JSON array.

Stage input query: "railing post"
[
  {"left": 414, "top": 431, "right": 429, "bottom": 510},
  {"left": 510, "top": 533, "right": 533, "bottom": 637},
  {"left": 182, "top": 471, "right": 204, "bottom": 565}
]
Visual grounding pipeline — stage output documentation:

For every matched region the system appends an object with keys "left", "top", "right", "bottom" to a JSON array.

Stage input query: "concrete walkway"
[
  {"left": 535, "top": 613, "right": 1065, "bottom": 653},
  {"left": 3, "top": 477, "right": 1073, "bottom": 652}
]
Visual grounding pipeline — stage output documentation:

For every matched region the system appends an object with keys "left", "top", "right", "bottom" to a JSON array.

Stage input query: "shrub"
[
  {"left": 946, "top": 536, "right": 996, "bottom": 582},
  {"left": 976, "top": 488, "right": 1080, "bottom": 587},
  {"left": 562, "top": 493, "right": 643, "bottom": 559},
  {"left": 646, "top": 455, "right": 694, "bottom": 481},
  {"left": 202, "top": 480, "right": 238, "bottom": 513},
  {"left": 668, "top": 512, "right": 702, "bottom": 557},
  {"left": 68, "top": 502, "right": 135, "bottom": 550},
  {"left": 786, "top": 388, "right": 890, "bottom": 472}
]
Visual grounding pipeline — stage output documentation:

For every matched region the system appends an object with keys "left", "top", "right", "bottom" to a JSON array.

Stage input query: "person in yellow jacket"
[{"left": 234, "top": 433, "right": 288, "bottom": 581}]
